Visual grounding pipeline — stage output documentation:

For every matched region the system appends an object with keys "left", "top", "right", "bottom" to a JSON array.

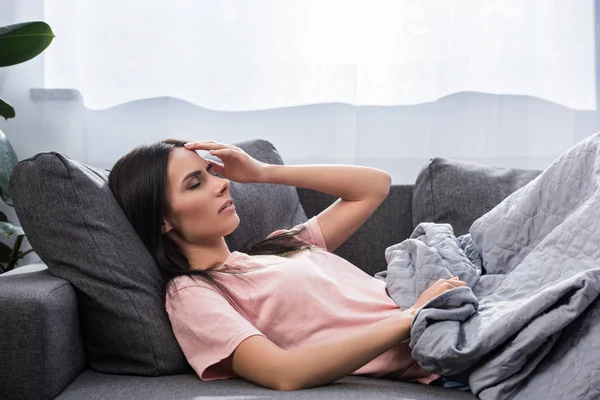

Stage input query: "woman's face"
[{"left": 162, "top": 147, "right": 240, "bottom": 244}]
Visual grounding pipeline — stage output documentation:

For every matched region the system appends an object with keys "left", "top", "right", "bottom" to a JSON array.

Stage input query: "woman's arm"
[
  {"left": 183, "top": 140, "right": 391, "bottom": 252},
  {"left": 259, "top": 164, "right": 391, "bottom": 252},
  {"left": 233, "top": 278, "right": 466, "bottom": 391},
  {"left": 232, "top": 310, "right": 414, "bottom": 391}
]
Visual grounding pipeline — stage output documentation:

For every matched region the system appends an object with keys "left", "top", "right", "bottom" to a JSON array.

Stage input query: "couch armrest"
[
  {"left": 296, "top": 185, "right": 415, "bottom": 276},
  {"left": 0, "top": 264, "right": 86, "bottom": 400}
]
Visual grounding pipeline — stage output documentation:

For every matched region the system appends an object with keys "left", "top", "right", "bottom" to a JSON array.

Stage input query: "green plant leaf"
[
  {"left": 0, "top": 129, "right": 18, "bottom": 207},
  {"left": 0, "top": 98, "right": 15, "bottom": 120},
  {"left": 0, "top": 240, "right": 11, "bottom": 263},
  {"left": 0, "top": 221, "right": 24, "bottom": 237},
  {"left": 0, "top": 21, "right": 55, "bottom": 67}
]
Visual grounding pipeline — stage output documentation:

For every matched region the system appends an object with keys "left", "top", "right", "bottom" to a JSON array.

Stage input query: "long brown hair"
[{"left": 108, "top": 139, "right": 312, "bottom": 313}]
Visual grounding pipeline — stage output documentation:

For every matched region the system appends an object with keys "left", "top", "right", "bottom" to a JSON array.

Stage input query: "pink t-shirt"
[{"left": 165, "top": 216, "right": 438, "bottom": 384}]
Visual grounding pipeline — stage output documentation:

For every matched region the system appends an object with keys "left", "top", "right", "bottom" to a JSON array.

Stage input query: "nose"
[{"left": 216, "top": 177, "right": 230, "bottom": 195}]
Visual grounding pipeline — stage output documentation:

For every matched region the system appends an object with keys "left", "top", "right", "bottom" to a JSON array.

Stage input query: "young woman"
[{"left": 108, "top": 139, "right": 467, "bottom": 392}]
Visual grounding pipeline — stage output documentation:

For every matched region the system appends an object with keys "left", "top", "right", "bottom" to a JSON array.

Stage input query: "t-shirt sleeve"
[
  {"left": 166, "top": 283, "right": 265, "bottom": 381},
  {"left": 266, "top": 216, "right": 328, "bottom": 251}
]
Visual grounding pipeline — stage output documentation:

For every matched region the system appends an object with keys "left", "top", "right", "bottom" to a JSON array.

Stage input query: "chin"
[{"left": 224, "top": 215, "right": 241, "bottom": 236}]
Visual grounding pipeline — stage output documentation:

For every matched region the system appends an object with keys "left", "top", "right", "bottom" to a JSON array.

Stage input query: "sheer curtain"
[
  {"left": 44, "top": 0, "right": 595, "bottom": 111},
  {"left": 17, "top": 0, "right": 597, "bottom": 183}
]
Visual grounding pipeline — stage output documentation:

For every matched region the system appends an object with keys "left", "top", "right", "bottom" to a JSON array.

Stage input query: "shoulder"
[
  {"left": 266, "top": 216, "right": 328, "bottom": 251},
  {"left": 165, "top": 274, "right": 213, "bottom": 307},
  {"left": 167, "top": 274, "right": 201, "bottom": 293}
]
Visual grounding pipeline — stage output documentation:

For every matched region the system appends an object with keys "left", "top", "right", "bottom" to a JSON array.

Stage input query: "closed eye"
[{"left": 188, "top": 164, "right": 218, "bottom": 190}]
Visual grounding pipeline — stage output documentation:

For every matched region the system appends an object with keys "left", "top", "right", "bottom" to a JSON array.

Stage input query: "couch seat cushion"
[{"left": 57, "top": 370, "right": 477, "bottom": 400}]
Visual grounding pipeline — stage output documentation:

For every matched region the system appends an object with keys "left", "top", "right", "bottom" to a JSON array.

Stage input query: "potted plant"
[{"left": 0, "top": 21, "right": 54, "bottom": 272}]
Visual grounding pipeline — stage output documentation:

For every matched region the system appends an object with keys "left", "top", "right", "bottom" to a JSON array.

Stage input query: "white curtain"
[
  {"left": 44, "top": 0, "right": 595, "bottom": 111},
  {"left": 0, "top": 0, "right": 594, "bottom": 186}
]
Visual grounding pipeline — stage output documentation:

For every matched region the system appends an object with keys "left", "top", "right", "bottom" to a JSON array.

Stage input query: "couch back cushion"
[
  {"left": 297, "top": 185, "right": 415, "bottom": 277},
  {"left": 413, "top": 157, "right": 542, "bottom": 236},
  {"left": 9, "top": 139, "right": 306, "bottom": 376}
]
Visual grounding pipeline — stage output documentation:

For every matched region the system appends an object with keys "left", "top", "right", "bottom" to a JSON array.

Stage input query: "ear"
[{"left": 162, "top": 219, "right": 174, "bottom": 235}]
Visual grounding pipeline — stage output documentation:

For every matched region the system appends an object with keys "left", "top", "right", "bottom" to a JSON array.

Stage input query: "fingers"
[
  {"left": 209, "top": 148, "right": 239, "bottom": 159},
  {"left": 184, "top": 140, "right": 235, "bottom": 151},
  {"left": 208, "top": 160, "right": 225, "bottom": 175},
  {"left": 449, "top": 277, "right": 467, "bottom": 286},
  {"left": 436, "top": 277, "right": 467, "bottom": 288}
]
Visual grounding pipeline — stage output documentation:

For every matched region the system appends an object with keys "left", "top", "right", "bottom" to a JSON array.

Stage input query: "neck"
[{"left": 183, "top": 237, "right": 231, "bottom": 271}]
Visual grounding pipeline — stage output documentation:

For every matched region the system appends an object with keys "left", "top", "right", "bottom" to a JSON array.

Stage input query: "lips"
[{"left": 218, "top": 199, "right": 234, "bottom": 213}]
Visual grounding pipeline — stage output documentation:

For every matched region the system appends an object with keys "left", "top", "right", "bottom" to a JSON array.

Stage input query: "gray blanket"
[{"left": 375, "top": 133, "right": 600, "bottom": 399}]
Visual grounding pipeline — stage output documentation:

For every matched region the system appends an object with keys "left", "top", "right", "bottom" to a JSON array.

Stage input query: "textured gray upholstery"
[
  {"left": 0, "top": 183, "right": 478, "bottom": 399},
  {"left": 56, "top": 370, "right": 475, "bottom": 400},
  {"left": 0, "top": 267, "right": 86, "bottom": 400},
  {"left": 297, "top": 185, "right": 415, "bottom": 277},
  {"left": 413, "top": 157, "right": 541, "bottom": 236}
]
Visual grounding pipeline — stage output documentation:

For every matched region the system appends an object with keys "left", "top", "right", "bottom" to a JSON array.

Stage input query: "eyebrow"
[
  {"left": 181, "top": 163, "right": 213, "bottom": 185},
  {"left": 182, "top": 170, "right": 202, "bottom": 184}
]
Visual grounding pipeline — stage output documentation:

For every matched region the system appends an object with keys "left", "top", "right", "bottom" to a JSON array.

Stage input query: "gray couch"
[{"left": 1, "top": 141, "right": 539, "bottom": 400}]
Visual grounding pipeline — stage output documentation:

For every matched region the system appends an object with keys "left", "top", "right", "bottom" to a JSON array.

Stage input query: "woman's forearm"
[
  {"left": 279, "top": 311, "right": 414, "bottom": 391},
  {"left": 259, "top": 164, "right": 391, "bottom": 201}
]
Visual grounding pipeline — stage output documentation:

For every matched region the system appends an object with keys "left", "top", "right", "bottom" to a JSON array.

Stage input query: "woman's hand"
[
  {"left": 184, "top": 141, "right": 268, "bottom": 183},
  {"left": 406, "top": 277, "right": 467, "bottom": 317}
]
